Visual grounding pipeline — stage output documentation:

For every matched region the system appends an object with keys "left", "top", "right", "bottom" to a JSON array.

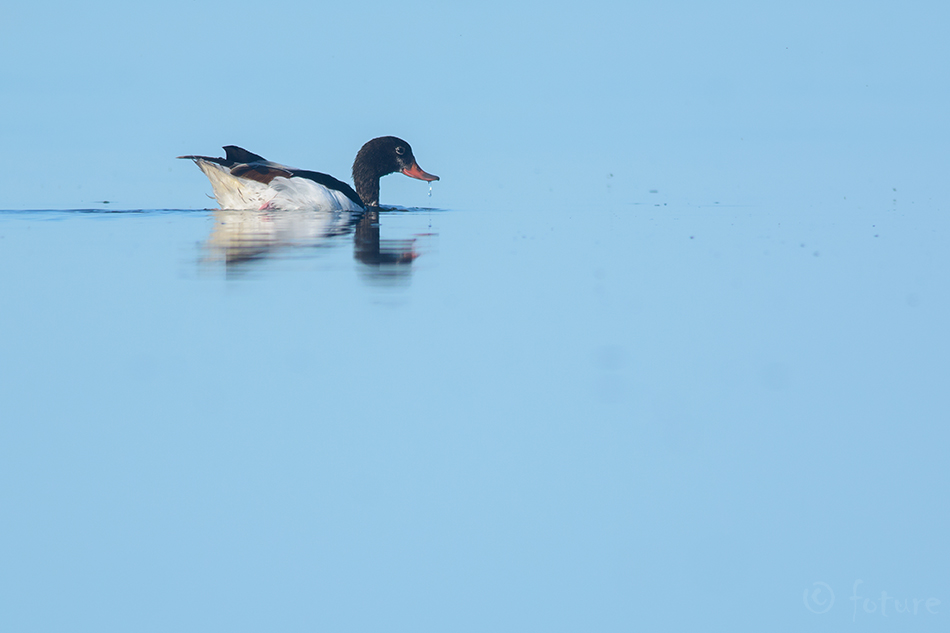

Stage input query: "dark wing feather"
[
  {"left": 223, "top": 146, "right": 268, "bottom": 164},
  {"left": 177, "top": 154, "right": 228, "bottom": 165},
  {"left": 178, "top": 145, "right": 267, "bottom": 168},
  {"left": 231, "top": 164, "right": 294, "bottom": 184}
]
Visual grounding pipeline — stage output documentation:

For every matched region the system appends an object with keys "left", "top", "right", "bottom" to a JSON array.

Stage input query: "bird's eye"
[{"left": 395, "top": 146, "right": 405, "bottom": 156}]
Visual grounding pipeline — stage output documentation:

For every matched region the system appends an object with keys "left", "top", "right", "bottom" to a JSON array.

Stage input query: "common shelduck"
[{"left": 180, "top": 136, "right": 439, "bottom": 211}]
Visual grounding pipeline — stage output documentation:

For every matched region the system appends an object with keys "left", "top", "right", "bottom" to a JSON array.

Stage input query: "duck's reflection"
[
  {"left": 206, "top": 208, "right": 357, "bottom": 265},
  {"left": 204, "top": 208, "right": 418, "bottom": 279}
]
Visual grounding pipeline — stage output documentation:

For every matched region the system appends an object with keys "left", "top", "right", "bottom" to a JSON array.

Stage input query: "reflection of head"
[{"left": 354, "top": 210, "right": 417, "bottom": 284}]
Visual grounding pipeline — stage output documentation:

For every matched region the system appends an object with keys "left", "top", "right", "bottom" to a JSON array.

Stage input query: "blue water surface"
[
  {"left": 2, "top": 0, "right": 949, "bottom": 631},
  {"left": 2, "top": 192, "right": 948, "bottom": 632}
]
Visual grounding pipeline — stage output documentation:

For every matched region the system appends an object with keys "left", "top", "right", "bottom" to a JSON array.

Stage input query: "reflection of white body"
[
  {"left": 194, "top": 160, "right": 363, "bottom": 212},
  {"left": 205, "top": 209, "right": 357, "bottom": 263}
]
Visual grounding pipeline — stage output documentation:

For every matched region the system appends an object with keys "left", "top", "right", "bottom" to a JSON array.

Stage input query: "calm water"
[
  {"left": 5, "top": 0, "right": 949, "bottom": 627},
  {"left": 2, "top": 194, "right": 947, "bottom": 631}
]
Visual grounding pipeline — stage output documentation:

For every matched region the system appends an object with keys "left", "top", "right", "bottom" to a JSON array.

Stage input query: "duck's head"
[{"left": 352, "top": 136, "right": 439, "bottom": 207}]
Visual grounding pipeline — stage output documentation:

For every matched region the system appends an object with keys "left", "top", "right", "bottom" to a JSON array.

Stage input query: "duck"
[{"left": 179, "top": 136, "right": 439, "bottom": 211}]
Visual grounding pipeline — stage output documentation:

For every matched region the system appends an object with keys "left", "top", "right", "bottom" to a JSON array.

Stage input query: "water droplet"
[{"left": 428, "top": 184, "right": 432, "bottom": 197}]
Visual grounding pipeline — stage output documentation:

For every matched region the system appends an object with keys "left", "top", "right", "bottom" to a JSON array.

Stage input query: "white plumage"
[{"left": 192, "top": 159, "right": 363, "bottom": 212}]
